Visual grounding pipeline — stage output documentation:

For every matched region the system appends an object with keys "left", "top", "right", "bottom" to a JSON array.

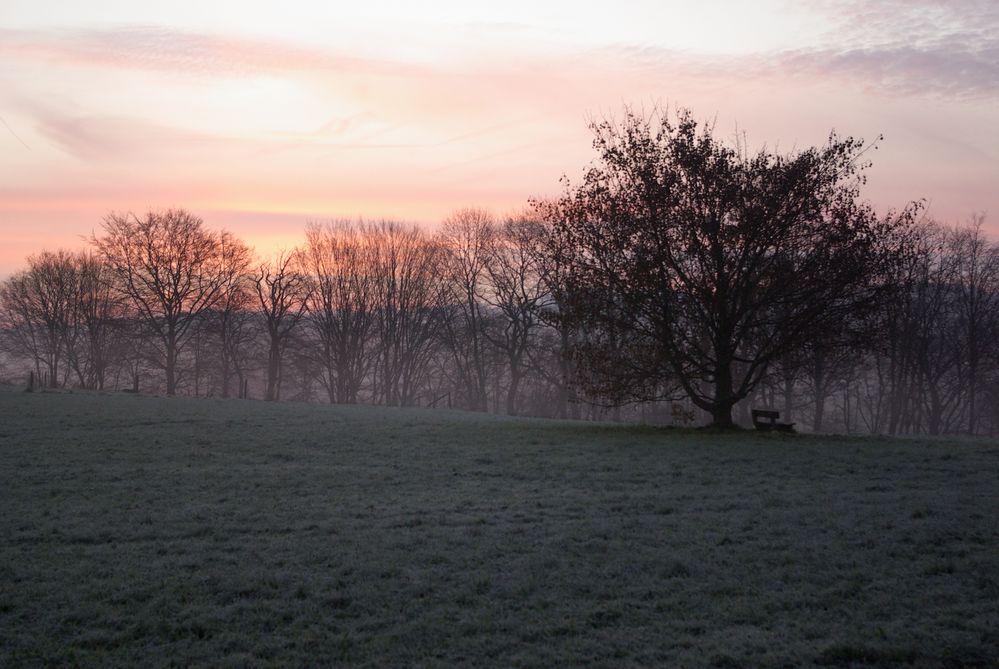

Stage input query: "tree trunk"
[
  {"left": 506, "top": 369, "right": 520, "bottom": 416},
  {"left": 812, "top": 350, "right": 826, "bottom": 433},
  {"left": 927, "top": 386, "right": 942, "bottom": 436},
  {"left": 782, "top": 375, "right": 794, "bottom": 424},
  {"left": 709, "top": 402, "right": 735, "bottom": 428},
  {"left": 165, "top": 344, "right": 177, "bottom": 396},
  {"left": 813, "top": 392, "right": 826, "bottom": 433},
  {"left": 710, "top": 364, "right": 736, "bottom": 428},
  {"left": 266, "top": 337, "right": 281, "bottom": 402},
  {"left": 221, "top": 353, "right": 231, "bottom": 399},
  {"left": 557, "top": 329, "right": 571, "bottom": 419},
  {"left": 967, "top": 360, "right": 977, "bottom": 435}
]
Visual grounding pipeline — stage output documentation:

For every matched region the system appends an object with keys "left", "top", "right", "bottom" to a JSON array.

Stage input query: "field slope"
[{"left": 1, "top": 386, "right": 997, "bottom": 667}]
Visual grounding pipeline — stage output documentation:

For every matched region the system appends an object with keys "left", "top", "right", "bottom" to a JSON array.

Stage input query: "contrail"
[{"left": 1, "top": 115, "right": 31, "bottom": 150}]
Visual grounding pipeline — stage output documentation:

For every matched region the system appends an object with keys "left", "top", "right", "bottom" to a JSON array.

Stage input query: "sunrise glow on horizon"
[{"left": 2, "top": 0, "right": 997, "bottom": 275}]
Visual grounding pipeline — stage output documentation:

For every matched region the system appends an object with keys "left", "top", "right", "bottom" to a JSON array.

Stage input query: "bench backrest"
[{"left": 752, "top": 409, "right": 779, "bottom": 420}]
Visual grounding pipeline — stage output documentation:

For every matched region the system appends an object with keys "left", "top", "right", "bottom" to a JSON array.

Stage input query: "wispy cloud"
[
  {"left": 788, "top": 0, "right": 999, "bottom": 99},
  {"left": 817, "top": 0, "right": 999, "bottom": 47},
  {"left": 598, "top": 0, "right": 999, "bottom": 100},
  {"left": 770, "top": 42, "right": 999, "bottom": 100},
  {"left": 5, "top": 16, "right": 998, "bottom": 104},
  {"left": 0, "top": 25, "right": 415, "bottom": 78},
  {"left": 603, "top": 40, "right": 999, "bottom": 101},
  {"left": 29, "top": 109, "right": 206, "bottom": 161}
]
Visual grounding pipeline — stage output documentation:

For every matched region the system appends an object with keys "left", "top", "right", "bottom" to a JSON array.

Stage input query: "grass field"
[{"left": 1, "top": 386, "right": 997, "bottom": 667}]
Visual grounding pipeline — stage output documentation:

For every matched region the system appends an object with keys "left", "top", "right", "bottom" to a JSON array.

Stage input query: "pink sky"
[{"left": 1, "top": 0, "right": 997, "bottom": 276}]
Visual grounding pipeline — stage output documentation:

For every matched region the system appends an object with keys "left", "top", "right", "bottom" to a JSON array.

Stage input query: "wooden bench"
[{"left": 752, "top": 409, "right": 795, "bottom": 432}]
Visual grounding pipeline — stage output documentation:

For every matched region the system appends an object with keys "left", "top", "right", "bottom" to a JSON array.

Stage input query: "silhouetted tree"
[
  {"left": 0, "top": 251, "right": 129, "bottom": 390},
  {"left": 254, "top": 252, "right": 309, "bottom": 402},
  {"left": 538, "top": 107, "right": 914, "bottom": 427},
  {"left": 92, "top": 209, "right": 234, "bottom": 396},
  {"left": 67, "top": 252, "right": 125, "bottom": 390},
  {"left": 439, "top": 208, "right": 496, "bottom": 411},
  {"left": 951, "top": 215, "right": 999, "bottom": 433},
  {"left": 213, "top": 233, "right": 254, "bottom": 398},
  {"left": 869, "top": 217, "right": 999, "bottom": 435},
  {"left": 370, "top": 221, "right": 445, "bottom": 406},
  {"left": 300, "top": 220, "right": 380, "bottom": 404},
  {"left": 483, "top": 215, "right": 551, "bottom": 415},
  {"left": 522, "top": 210, "right": 584, "bottom": 418},
  {"left": 909, "top": 227, "right": 962, "bottom": 434},
  {"left": 0, "top": 251, "right": 79, "bottom": 387}
]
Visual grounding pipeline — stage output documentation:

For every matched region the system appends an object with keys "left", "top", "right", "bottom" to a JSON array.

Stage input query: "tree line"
[
  {"left": 0, "top": 210, "right": 577, "bottom": 417},
  {"left": 2, "top": 108, "right": 997, "bottom": 434}
]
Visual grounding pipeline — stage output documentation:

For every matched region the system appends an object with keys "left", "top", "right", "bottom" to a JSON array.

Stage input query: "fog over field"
[{"left": 1, "top": 386, "right": 996, "bottom": 666}]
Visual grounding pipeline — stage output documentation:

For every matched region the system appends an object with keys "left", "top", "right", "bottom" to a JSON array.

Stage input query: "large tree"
[
  {"left": 92, "top": 209, "right": 235, "bottom": 395},
  {"left": 213, "top": 232, "right": 254, "bottom": 398},
  {"left": 300, "top": 220, "right": 380, "bottom": 404},
  {"left": 482, "top": 215, "right": 550, "bottom": 416},
  {"left": 370, "top": 221, "right": 446, "bottom": 406},
  {"left": 0, "top": 251, "right": 77, "bottom": 387},
  {"left": 538, "top": 107, "right": 914, "bottom": 428},
  {"left": 254, "top": 251, "right": 309, "bottom": 402},
  {"left": 66, "top": 252, "right": 125, "bottom": 390},
  {"left": 951, "top": 215, "right": 999, "bottom": 434},
  {"left": 438, "top": 208, "right": 496, "bottom": 412}
]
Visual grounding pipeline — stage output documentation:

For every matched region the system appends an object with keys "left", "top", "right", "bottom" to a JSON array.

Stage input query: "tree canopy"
[{"left": 537, "top": 107, "right": 916, "bottom": 427}]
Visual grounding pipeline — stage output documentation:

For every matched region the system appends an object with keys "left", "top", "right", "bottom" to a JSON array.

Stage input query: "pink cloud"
[
  {"left": 1, "top": 13, "right": 997, "bottom": 276},
  {"left": 0, "top": 25, "right": 414, "bottom": 79}
]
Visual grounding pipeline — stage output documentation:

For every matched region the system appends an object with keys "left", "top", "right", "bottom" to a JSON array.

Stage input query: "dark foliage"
[{"left": 537, "top": 107, "right": 917, "bottom": 427}]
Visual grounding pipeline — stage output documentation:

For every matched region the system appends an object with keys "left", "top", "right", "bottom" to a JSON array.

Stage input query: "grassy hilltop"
[{"left": 1, "top": 386, "right": 997, "bottom": 667}]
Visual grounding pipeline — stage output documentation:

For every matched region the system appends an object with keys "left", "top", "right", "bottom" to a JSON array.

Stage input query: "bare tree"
[
  {"left": 911, "top": 229, "right": 963, "bottom": 434},
  {"left": 300, "top": 220, "right": 380, "bottom": 404},
  {"left": 0, "top": 272, "right": 47, "bottom": 384},
  {"left": 370, "top": 221, "right": 446, "bottom": 406},
  {"left": 254, "top": 252, "right": 309, "bottom": 401},
  {"left": 439, "top": 208, "right": 496, "bottom": 411},
  {"left": 482, "top": 215, "right": 550, "bottom": 415},
  {"left": 218, "top": 292, "right": 258, "bottom": 398},
  {"left": 91, "top": 209, "right": 233, "bottom": 396},
  {"left": 880, "top": 222, "right": 962, "bottom": 434},
  {"left": 808, "top": 345, "right": 862, "bottom": 432},
  {"left": 68, "top": 252, "right": 125, "bottom": 390},
  {"left": 951, "top": 215, "right": 999, "bottom": 433},
  {"left": 0, "top": 251, "right": 79, "bottom": 387},
  {"left": 520, "top": 211, "right": 584, "bottom": 419},
  {"left": 212, "top": 233, "right": 254, "bottom": 397}
]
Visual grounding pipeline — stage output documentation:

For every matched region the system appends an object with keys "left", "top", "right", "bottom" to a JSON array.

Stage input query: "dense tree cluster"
[
  {"left": 0, "top": 209, "right": 577, "bottom": 419},
  {"left": 2, "top": 109, "right": 997, "bottom": 435}
]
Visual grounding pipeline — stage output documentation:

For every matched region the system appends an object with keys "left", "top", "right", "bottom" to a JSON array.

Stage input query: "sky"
[{"left": 1, "top": 0, "right": 997, "bottom": 275}]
